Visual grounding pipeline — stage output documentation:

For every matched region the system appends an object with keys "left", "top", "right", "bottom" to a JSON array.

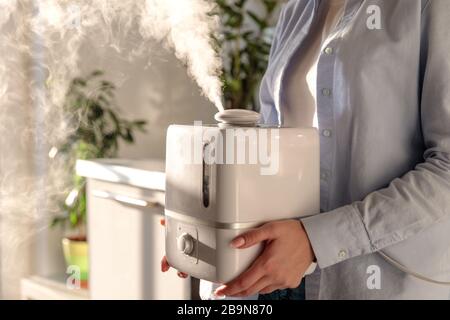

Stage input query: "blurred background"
[{"left": 0, "top": 0, "right": 284, "bottom": 299}]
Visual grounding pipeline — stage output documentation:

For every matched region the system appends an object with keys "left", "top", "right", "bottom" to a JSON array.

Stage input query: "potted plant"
[
  {"left": 51, "top": 70, "right": 147, "bottom": 288},
  {"left": 214, "top": 0, "right": 281, "bottom": 111}
]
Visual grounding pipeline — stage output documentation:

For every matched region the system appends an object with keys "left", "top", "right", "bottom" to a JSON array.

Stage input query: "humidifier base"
[{"left": 165, "top": 214, "right": 263, "bottom": 283}]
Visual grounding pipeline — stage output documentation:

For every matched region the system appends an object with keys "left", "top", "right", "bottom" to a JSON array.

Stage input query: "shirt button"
[
  {"left": 322, "top": 129, "right": 332, "bottom": 138},
  {"left": 324, "top": 47, "right": 333, "bottom": 55},
  {"left": 338, "top": 250, "right": 347, "bottom": 259},
  {"left": 321, "top": 88, "right": 332, "bottom": 97}
]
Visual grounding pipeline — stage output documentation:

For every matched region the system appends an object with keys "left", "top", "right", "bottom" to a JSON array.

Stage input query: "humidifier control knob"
[{"left": 177, "top": 233, "right": 194, "bottom": 255}]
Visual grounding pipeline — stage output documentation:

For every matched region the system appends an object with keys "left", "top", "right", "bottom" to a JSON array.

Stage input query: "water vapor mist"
[
  {"left": 0, "top": 0, "right": 223, "bottom": 295},
  {"left": 142, "top": 0, "right": 224, "bottom": 111}
]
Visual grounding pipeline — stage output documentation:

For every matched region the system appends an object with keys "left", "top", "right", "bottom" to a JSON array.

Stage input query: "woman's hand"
[
  {"left": 215, "top": 220, "right": 315, "bottom": 297},
  {"left": 160, "top": 218, "right": 189, "bottom": 279}
]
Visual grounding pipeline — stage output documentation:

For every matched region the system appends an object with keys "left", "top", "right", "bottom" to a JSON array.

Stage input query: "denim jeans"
[{"left": 258, "top": 279, "right": 306, "bottom": 300}]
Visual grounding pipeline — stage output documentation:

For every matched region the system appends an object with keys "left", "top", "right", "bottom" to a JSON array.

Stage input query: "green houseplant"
[
  {"left": 51, "top": 70, "right": 147, "bottom": 286},
  {"left": 214, "top": 0, "right": 281, "bottom": 111}
]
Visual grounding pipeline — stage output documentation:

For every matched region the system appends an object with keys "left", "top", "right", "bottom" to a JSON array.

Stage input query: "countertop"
[
  {"left": 21, "top": 274, "right": 89, "bottom": 300},
  {"left": 76, "top": 159, "right": 165, "bottom": 191}
]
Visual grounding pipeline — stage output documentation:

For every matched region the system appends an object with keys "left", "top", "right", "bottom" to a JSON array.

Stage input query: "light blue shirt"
[{"left": 260, "top": 0, "right": 450, "bottom": 299}]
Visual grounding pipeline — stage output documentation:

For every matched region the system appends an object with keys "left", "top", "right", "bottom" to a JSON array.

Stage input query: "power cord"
[{"left": 379, "top": 251, "right": 450, "bottom": 286}]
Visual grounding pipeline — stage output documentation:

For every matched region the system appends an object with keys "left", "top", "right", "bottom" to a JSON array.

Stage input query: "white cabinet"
[{"left": 86, "top": 178, "right": 191, "bottom": 300}]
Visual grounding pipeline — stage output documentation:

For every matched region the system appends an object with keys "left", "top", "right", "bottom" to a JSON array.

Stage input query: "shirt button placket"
[
  {"left": 317, "top": 40, "right": 337, "bottom": 213},
  {"left": 322, "top": 129, "right": 332, "bottom": 138},
  {"left": 324, "top": 47, "right": 334, "bottom": 55},
  {"left": 321, "top": 88, "right": 332, "bottom": 97}
]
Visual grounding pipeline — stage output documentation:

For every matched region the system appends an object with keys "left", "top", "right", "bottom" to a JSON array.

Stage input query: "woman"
[{"left": 164, "top": 0, "right": 450, "bottom": 300}]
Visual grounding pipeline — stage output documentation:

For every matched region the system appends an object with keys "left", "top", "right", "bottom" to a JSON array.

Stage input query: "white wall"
[{"left": 116, "top": 51, "right": 217, "bottom": 160}]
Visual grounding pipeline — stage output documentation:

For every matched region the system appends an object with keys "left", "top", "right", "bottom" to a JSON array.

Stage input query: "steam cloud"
[{"left": 0, "top": 0, "right": 223, "bottom": 296}]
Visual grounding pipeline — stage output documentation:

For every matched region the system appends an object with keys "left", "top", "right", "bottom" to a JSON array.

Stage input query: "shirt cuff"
[{"left": 301, "top": 205, "right": 374, "bottom": 269}]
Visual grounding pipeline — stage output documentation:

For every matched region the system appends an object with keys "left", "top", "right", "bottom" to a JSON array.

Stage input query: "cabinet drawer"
[{"left": 87, "top": 179, "right": 190, "bottom": 300}]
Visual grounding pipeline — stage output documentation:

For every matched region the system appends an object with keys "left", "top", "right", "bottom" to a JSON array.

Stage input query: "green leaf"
[
  {"left": 69, "top": 210, "right": 78, "bottom": 227},
  {"left": 226, "top": 12, "right": 243, "bottom": 28},
  {"left": 234, "top": 0, "right": 246, "bottom": 9},
  {"left": 132, "top": 120, "right": 148, "bottom": 132},
  {"left": 72, "top": 78, "right": 87, "bottom": 87},
  {"left": 263, "top": 0, "right": 277, "bottom": 13},
  {"left": 121, "top": 128, "right": 134, "bottom": 143},
  {"left": 88, "top": 104, "right": 104, "bottom": 121},
  {"left": 100, "top": 80, "right": 115, "bottom": 90},
  {"left": 133, "top": 120, "right": 147, "bottom": 126},
  {"left": 247, "top": 10, "right": 267, "bottom": 30},
  {"left": 51, "top": 216, "right": 67, "bottom": 229},
  {"left": 91, "top": 70, "right": 104, "bottom": 77},
  {"left": 226, "top": 78, "right": 242, "bottom": 93}
]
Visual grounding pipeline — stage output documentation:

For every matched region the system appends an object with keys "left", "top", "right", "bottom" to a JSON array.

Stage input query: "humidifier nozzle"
[{"left": 214, "top": 109, "right": 260, "bottom": 127}]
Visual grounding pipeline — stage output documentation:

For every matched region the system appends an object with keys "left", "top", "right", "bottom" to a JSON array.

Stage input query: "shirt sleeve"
[{"left": 301, "top": 0, "right": 450, "bottom": 269}]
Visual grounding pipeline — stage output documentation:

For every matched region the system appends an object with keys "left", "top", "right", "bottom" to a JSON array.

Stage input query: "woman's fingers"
[
  {"left": 217, "top": 220, "right": 312, "bottom": 297},
  {"left": 230, "top": 223, "right": 276, "bottom": 249},
  {"left": 160, "top": 220, "right": 187, "bottom": 278},
  {"left": 161, "top": 256, "right": 188, "bottom": 278},
  {"left": 161, "top": 256, "right": 170, "bottom": 272},
  {"left": 215, "top": 253, "right": 267, "bottom": 297},
  {"left": 233, "top": 276, "right": 274, "bottom": 297},
  {"left": 259, "top": 285, "right": 281, "bottom": 295},
  {"left": 160, "top": 220, "right": 186, "bottom": 278}
]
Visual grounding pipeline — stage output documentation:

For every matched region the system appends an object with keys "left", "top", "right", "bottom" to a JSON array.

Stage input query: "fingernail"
[
  {"left": 230, "top": 237, "right": 245, "bottom": 248},
  {"left": 214, "top": 285, "right": 226, "bottom": 296},
  {"left": 214, "top": 292, "right": 226, "bottom": 299}
]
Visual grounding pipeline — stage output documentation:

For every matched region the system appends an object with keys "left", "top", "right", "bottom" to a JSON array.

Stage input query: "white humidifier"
[{"left": 165, "top": 110, "right": 319, "bottom": 283}]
